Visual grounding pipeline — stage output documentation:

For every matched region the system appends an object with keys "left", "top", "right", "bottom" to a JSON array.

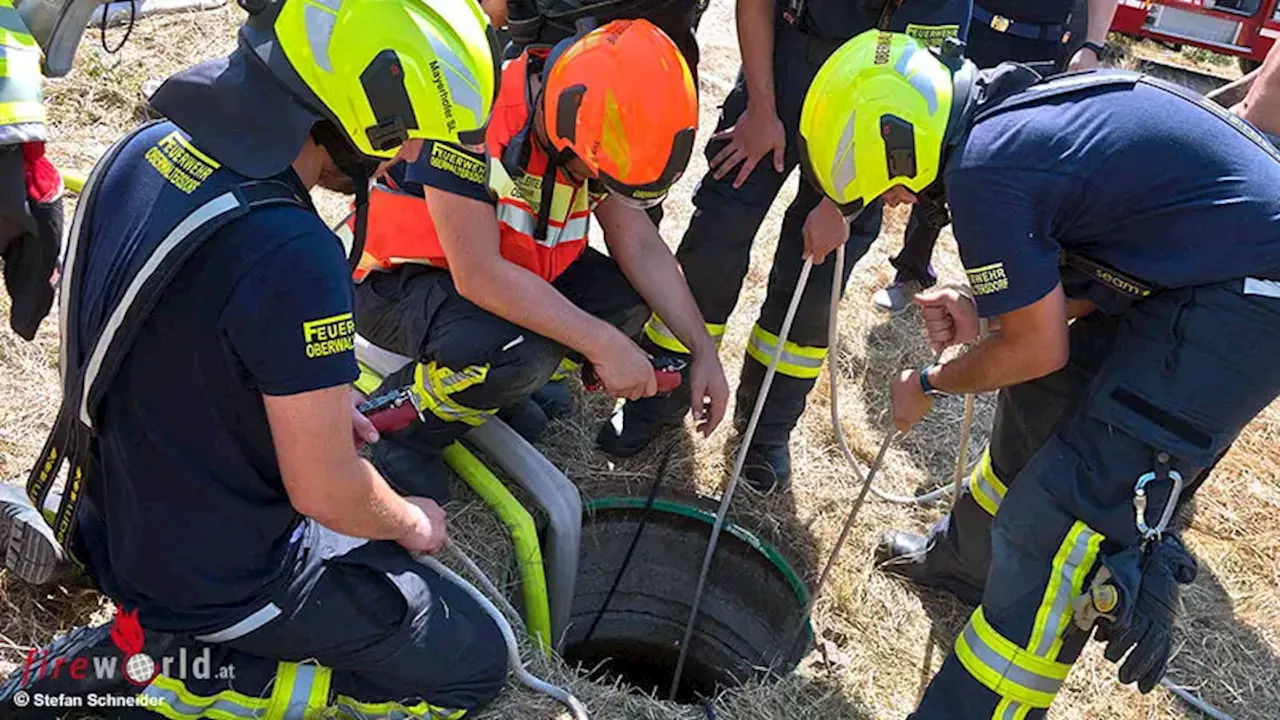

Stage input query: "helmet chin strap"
[{"left": 310, "top": 121, "right": 378, "bottom": 270}]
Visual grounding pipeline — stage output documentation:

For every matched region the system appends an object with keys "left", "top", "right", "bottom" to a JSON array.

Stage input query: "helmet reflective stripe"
[
  {"left": 425, "top": 27, "right": 485, "bottom": 124},
  {"left": 895, "top": 46, "right": 939, "bottom": 115},
  {"left": 304, "top": 0, "right": 339, "bottom": 72},
  {"left": 830, "top": 112, "right": 857, "bottom": 197}
]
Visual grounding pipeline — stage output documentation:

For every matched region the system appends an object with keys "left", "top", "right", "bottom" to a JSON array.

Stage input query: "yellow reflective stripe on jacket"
[
  {"left": 745, "top": 324, "right": 826, "bottom": 379},
  {"left": 412, "top": 361, "right": 497, "bottom": 426},
  {"left": 334, "top": 694, "right": 467, "bottom": 719},
  {"left": 643, "top": 313, "right": 725, "bottom": 354},
  {"left": 1028, "top": 521, "right": 1104, "bottom": 660},
  {"left": 970, "top": 449, "right": 1007, "bottom": 517},
  {"left": 954, "top": 607, "right": 1071, "bottom": 708}
]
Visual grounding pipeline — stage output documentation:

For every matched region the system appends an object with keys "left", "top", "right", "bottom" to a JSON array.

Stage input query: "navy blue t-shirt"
[
  {"left": 395, "top": 140, "right": 492, "bottom": 203},
  {"left": 945, "top": 81, "right": 1280, "bottom": 317},
  {"left": 75, "top": 123, "right": 358, "bottom": 632},
  {"left": 803, "top": 0, "right": 972, "bottom": 45}
]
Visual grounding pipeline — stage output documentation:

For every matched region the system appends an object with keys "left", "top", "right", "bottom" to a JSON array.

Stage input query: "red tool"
[
  {"left": 583, "top": 356, "right": 686, "bottom": 394},
  {"left": 353, "top": 387, "right": 419, "bottom": 448}
]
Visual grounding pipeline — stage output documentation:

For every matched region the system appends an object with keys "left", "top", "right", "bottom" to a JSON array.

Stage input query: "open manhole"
[{"left": 562, "top": 498, "right": 812, "bottom": 704}]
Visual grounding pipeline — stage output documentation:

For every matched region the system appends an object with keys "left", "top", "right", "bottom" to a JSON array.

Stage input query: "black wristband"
[
  {"left": 919, "top": 365, "right": 947, "bottom": 396},
  {"left": 1081, "top": 41, "right": 1106, "bottom": 57}
]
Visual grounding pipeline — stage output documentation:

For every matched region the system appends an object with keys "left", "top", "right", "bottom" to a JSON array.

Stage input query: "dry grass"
[{"left": 0, "top": 3, "right": 1276, "bottom": 719}]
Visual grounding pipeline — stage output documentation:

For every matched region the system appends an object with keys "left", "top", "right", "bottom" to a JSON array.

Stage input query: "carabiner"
[{"left": 1134, "top": 468, "right": 1184, "bottom": 543}]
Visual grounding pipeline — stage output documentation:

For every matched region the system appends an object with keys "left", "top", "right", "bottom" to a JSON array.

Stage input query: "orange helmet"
[{"left": 542, "top": 19, "right": 697, "bottom": 209}]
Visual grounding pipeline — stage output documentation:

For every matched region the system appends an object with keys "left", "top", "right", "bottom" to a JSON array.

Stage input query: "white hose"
[
  {"left": 669, "top": 258, "right": 816, "bottom": 701},
  {"left": 418, "top": 544, "right": 590, "bottom": 720}
]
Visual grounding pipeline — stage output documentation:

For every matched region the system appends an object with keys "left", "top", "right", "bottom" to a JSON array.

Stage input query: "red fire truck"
[{"left": 1111, "top": 0, "right": 1280, "bottom": 70}]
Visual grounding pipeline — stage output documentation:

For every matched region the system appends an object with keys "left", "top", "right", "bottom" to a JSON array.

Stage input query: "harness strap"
[
  {"left": 1060, "top": 251, "right": 1156, "bottom": 300},
  {"left": 28, "top": 132, "right": 311, "bottom": 563}
]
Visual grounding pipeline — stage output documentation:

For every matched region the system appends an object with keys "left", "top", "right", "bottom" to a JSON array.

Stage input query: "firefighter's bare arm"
[
  {"left": 710, "top": 0, "right": 786, "bottom": 188},
  {"left": 1068, "top": 0, "right": 1119, "bottom": 71},
  {"left": 1237, "top": 42, "right": 1280, "bottom": 134},
  {"left": 264, "top": 385, "right": 448, "bottom": 554},
  {"left": 427, "top": 186, "right": 659, "bottom": 400},
  {"left": 595, "top": 197, "right": 731, "bottom": 435},
  {"left": 480, "top": 0, "right": 508, "bottom": 27}
]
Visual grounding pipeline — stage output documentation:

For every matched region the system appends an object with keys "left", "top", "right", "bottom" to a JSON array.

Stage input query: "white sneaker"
[{"left": 873, "top": 280, "right": 926, "bottom": 315}]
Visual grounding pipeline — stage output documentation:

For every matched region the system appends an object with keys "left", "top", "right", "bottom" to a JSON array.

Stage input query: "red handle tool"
[
  {"left": 583, "top": 356, "right": 686, "bottom": 394},
  {"left": 353, "top": 387, "right": 418, "bottom": 448}
]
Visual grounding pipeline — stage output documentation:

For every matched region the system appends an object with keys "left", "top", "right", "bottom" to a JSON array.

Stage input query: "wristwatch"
[
  {"left": 1080, "top": 41, "right": 1106, "bottom": 58},
  {"left": 918, "top": 365, "right": 947, "bottom": 397}
]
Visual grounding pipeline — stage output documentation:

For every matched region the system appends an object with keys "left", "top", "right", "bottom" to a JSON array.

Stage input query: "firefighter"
[
  {"left": 0, "top": 1, "right": 514, "bottom": 717},
  {"left": 801, "top": 30, "right": 1280, "bottom": 716},
  {"left": 873, "top": 0, "right": 1121, "bottom": 313},
  {"left": 600, "top": 0, "right": 972, "bottom": 493},
  {"left": 353, "top": 19, "right": 729, "bottom": 501},
  {"left": 0, "top": 0, "right": 62, "bottom": 344}
]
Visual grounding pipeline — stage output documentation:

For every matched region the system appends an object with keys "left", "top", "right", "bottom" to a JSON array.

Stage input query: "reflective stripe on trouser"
[
  {"left": 0, "top": 3, "right": 46, "bottom": 141},
  {"left": 142, "top": 662, "right": 330, "bottom": 720},
  {"left": 969, "top": 449, "right": 1007, "bottom": 516},
  {"left": 549, "top": 357, "right": 579, "bottom": 382},
  {"left": 744, "top": 323, "right": 826, "bottom": 379},
  {"left": 412, "top": 360, "right": 497, "bottom": 426},
  {"left": 335, "top": 695, "right": 467, "bottom": 719},
  {"left": 643, "top": 313, "right": 725, "bottom": 354}
]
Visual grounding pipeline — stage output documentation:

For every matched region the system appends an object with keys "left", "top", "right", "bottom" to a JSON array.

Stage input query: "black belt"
[
  {"left": 1061, "top": 251, "right": 1158, "bottom": 299},
  {"left": 973, "top": 5, "right": 1070, "bottom": 43}
]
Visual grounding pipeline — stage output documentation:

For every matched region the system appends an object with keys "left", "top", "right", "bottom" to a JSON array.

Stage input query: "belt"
[
  {"left": 973, "top": 5, "right": 1071, "bottom": 43},
  {"left": 1060, "top": 251, "right": 1158, "bottom": 300}
]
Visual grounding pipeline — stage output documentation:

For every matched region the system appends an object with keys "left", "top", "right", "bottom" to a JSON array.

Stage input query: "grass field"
[{"left": 0, "top": 3, "right": 1277, "bottom": 719}]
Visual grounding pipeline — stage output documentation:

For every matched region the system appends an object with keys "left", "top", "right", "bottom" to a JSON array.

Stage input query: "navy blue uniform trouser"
[
  {"left": 891, "top": 22, "right": 1069, "bottom": 285},
  {"left": 9, "top": 523, "right": 508, "bottom": 718},
  {"left": 354, "top": 249, "right": 647, "bottom": 478},
  {"left": 912, "top": 280, "right": 1280, "bottom": 718},
  {"left": 628, "top": 25, "right": 878, "bottom": 446}
]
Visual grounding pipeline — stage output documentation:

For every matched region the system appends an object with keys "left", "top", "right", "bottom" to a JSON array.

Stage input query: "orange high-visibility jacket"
[{"left": 351, "top": 48, "right": 605, "bottom": 284}]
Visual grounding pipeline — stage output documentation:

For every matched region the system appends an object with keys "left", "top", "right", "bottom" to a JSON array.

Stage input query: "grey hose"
[{"left": 419, "top": 545, "right": 590, "bottom": 720}]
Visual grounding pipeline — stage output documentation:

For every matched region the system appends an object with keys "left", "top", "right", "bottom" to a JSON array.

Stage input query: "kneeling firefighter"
[
  {"left": 801, "top": 31, "right": 1280, "bottom": 716},
  {"left": 353, "top": 19, "right": 729, "bottom": 501},
  {"left": 599, "top": 0, "right": 972, "bottom": 493},
  {"left": 0, "top": 1, "right": 515, "bottom": 717}
]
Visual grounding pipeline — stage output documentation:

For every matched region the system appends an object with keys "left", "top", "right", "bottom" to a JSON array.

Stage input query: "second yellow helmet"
[{"left": 799, "top": 30, "right": 956, "bottom": 213}]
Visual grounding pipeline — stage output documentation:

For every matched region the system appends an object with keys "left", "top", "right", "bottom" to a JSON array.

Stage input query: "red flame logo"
[{"left": 110, "top": 608, "right": 146, "bottom": 657}]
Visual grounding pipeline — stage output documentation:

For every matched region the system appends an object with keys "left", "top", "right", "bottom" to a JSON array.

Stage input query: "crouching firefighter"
[
  {"left": 799, "top": 31, "right": 1280, "bottom": 717},
  {"left": 0, "top": 1, "right": 514, "bottom": 716},
  {"left": 352, "top": 18, "right": 729, "bottom": 501},
  {"left": 599, "top": 0, "right": 972, "bottom": 494}
]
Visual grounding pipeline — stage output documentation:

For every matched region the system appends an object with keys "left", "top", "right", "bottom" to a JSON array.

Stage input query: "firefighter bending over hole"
[{"left": 800, "top": 30, "right": 1280, "bottom": 718}]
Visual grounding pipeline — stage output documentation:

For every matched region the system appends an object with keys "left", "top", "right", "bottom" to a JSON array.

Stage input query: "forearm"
[
  {"left": 609, "top": 225, "right": 716, "bottom": 357},
  {"left": 1085, "top": 0, "right": 1118, "bottom": 44},
  {"left": 738, "top": 0, "right": 778, "bottom": 111},
  {"left": 457, "top": 259, "right": 628, "bottom": 358},
  {"left": 304, "top": 459, "right": 424, "bottom": 540},
  {"left": 930, "top": 331, "right": 1065, "bottom": 394}
]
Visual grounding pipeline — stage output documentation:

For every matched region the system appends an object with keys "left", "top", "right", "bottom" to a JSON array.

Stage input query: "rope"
[
  {"left": 100, "top": 0, "right": 138, "bottom": 54},
  {"left": 421, "top": 544, "right": 590, "bottom": 720},
  {"left": 668, "top": 257, "right": 815, "bottom": 701}
]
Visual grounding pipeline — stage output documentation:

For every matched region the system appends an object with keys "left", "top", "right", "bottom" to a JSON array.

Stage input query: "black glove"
[{"left": 1098, "top": 533, "right": 1198, "bottom": 693}]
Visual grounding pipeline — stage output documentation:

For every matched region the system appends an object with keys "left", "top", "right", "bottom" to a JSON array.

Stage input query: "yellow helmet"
[
  {"left": 799, "top": 30, "right": 956, "bottom": 214},
  {"left": 244, "top": 0, "right": 500, "bottom": 157}
]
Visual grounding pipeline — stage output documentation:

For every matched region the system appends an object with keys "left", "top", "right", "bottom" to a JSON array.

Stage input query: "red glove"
[{"left": 22, "top": 142, "right": 62, "bottom": 203}]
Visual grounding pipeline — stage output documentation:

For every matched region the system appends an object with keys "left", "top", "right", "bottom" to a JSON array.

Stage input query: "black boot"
[
  {"left": 497, "top": 398, "right": 549, "bottom": 443},
  {"left": 369, "top": 429, "right": 451, "bottom": 503},
  {"left": 874, "top": 530, "right": 984, "bottom": 606},
  {"left": 596, "top": 398, "right": 682, "bottom": 458},
  {"left": 741, "top": 443, "right": 791, "bottom": 494},
  {"left": 0, "top": 483, "right": 66, "bottom": 586}
]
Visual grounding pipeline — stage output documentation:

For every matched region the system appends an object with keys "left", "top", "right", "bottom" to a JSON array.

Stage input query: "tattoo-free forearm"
[
  {"left": 1085, "top": 0, "right": 1119, "bottom": 44},
  {"left": 738, "top": 0, "right": 778, "bottom": 111}
]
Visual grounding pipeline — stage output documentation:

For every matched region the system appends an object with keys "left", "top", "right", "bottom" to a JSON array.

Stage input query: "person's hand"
[
  {"left": 802, "top": 197, "right": 850, "bottom": 264},
  {"left": 709, "top": 102, "right": 787, "bottom": 189},
  {"left": 591, "top": 332, "right": 659, "bottom": 400},
  {"left": 891, "top": 368, "right": 934, "bottom": 432},
  {"left": 398, "top": 497, "right": 449, "bottom": 555},
  {"left": 914, "top": 287, "right": 980, "bottom": 353},
  {"left": 688, "top": 352, "right": 730, "bottom": 437},
  {"left": 351, "top": 389, "right": 380, "bottom": 446},
  {"left": 1068, "top": 45, "right": 1101, "bottom": 72}
]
